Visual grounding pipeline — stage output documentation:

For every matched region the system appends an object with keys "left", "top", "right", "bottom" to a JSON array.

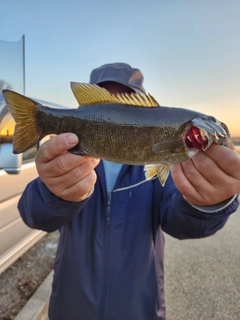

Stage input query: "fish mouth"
[{"left": 184, "top": 126, "right": 208, "bottom": 151}]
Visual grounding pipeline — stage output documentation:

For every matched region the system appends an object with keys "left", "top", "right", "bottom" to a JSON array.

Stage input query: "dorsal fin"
[{"left": 70, "top": 82, "right": 159, "bottom": 107}]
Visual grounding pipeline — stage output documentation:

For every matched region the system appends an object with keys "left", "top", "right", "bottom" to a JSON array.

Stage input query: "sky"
[{"left": 1, "top": 0, "right": 240, "bottom": 136}]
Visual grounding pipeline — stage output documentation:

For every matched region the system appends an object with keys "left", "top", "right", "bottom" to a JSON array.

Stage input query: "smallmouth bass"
[{"left": 2, "top": 83, "right": 232, "bottom": 185}]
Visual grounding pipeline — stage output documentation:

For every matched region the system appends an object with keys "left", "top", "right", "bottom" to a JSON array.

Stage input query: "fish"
[{"left": 2, "top": 83, "right": 233, "bottom": 186}]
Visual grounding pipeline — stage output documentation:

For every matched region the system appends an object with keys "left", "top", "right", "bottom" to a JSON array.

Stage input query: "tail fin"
[{"left": 2, "top": 90, "right": 43, "bottom": 154}]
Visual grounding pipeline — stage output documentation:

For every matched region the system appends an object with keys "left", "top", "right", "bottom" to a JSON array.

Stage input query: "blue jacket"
[{"left": 18, "top": 161, "right": 238, "bottom": 320}]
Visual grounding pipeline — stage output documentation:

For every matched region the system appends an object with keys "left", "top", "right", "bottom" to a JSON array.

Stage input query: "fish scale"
[{"left": 2, "top": 83, "right": 232, "bottom": 186}]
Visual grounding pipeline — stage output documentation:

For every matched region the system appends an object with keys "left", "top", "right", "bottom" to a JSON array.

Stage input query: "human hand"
[
  {"left": 35, "top": 133, "right": 100, "bottom": 201},
  {"left": 171, "top": 144, "right": 240, "bottom": 206}
]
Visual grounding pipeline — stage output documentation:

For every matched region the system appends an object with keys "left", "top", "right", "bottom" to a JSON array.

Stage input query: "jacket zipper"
[
  {"left": 99, "top": 177, "right": 155, "bottom": 319},
  {"left": 106, "top": 193, "right": 111, "bottom": 225},
  {"left": 99, "top": 192, "right": 112, "bottom": 319}
]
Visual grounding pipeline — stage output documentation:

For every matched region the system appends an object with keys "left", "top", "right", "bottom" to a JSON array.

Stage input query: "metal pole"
[{"left": 22, "top": 35, "right": 26, "bottom": 95}]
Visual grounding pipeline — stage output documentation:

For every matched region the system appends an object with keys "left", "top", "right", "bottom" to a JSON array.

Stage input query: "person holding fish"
[{"left": 4, "top": 63, "right": 240, "bottom": 320}]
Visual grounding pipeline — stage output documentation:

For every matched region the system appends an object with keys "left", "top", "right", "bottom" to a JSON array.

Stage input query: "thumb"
[{"left": 37, "top": 133, "right": 79, "bottom": 163}]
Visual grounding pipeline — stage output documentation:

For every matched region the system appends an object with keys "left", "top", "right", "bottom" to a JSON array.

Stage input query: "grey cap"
[{"left": 89, "top": 62, "right": 145, "bottom": 93}]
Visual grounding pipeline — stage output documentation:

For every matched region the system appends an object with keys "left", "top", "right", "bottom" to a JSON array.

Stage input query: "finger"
[
  {"left": 190, "top": 148, "right": 240, "bottom": 198},
  {"left": 46, "top": 158, "right": 100, "bottom": 192},
  {"left": 171, "top": 162, "right": 206, "bottom": 203},
  {"left": 172, "top": 154, "right": 238, "bottom": 205},
  {"left": 36, "top": 133, "right": 79, "bottom": 164},
  {"left": 185, "top": 151, "right": 226, "bottom": 187},
  {"left": 57, "top": 170, "right": 98, "bottom": 201},
  {"left": 181, "top": 156, "right": 223, "bottom": 204},
  {"left": 39, "top": 151, "right": 92, "bottom": 178},
  {"left": 204, "top": 144, "right": 240, "bottom": 178}
]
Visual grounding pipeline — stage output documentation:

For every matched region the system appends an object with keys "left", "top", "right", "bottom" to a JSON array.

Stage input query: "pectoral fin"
[
  {"left": 144, "top": 164, "right": 171, "bottom": 186},
  {"left": 152, "top": 141, "right": 184, "bottom": 154}
]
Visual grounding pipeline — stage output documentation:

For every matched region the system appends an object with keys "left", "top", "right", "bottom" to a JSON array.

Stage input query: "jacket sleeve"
[
  {"left": 18, "top": 177, "right": 90, "bottom": 232},
  {"left": 156, "top": 175, "right": 239, "bottom": 240}
]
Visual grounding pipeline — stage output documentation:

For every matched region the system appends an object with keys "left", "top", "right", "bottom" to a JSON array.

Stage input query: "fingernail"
[{"left": 66, "top": 133, "right": 78, "bottom": 145}]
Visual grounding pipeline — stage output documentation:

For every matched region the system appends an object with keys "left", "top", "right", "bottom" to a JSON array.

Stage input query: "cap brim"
[{"left": 96, "top": 80, "right": 145, "bottom": 94}]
